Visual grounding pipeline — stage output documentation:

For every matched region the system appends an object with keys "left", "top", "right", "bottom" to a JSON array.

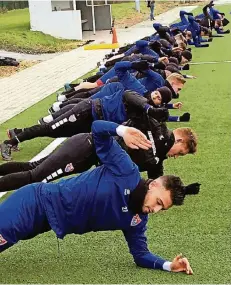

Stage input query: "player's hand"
[
  {"left": 158, "top": 57, "right": 169, "bottom": 65},
  {"left": 170, "top": 254, "right": 193, "bottom": 275},
  {"left": 172, "top": 47, "right": 183, "bottom": 52},
  {"left": 188, "top": 75, "right": 197, "bottom": 79},
  {"left": 123, "top": 128, "right": 152, "bottom": 150},
  {"left": 173, "top": 102, "right": 183, "bottom": 109}
]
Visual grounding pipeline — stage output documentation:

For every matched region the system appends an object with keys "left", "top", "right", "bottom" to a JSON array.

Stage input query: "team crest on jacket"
[
  {"left": 65, "top": 163, "right": 74, "bottom": 173},
  {"left": 131, "top": 214, "right": 142, "bottom": 226},
  {"left": 0, "top": 234, "right": 7, "bottom": 246}
]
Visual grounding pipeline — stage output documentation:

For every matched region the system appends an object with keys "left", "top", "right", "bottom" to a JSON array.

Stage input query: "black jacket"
[{"left": 118, "top": 116, "right": 175, "bottom": 179}]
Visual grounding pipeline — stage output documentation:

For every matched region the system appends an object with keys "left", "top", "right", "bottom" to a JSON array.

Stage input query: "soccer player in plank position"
[
  {"left": 0, "top": 116, "right": 198, "bottom": 190},
  {"left": 0, "top": 120, "right": 194, "bottom": 274}
]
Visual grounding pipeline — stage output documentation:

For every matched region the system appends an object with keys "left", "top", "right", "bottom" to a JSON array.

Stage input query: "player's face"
[
  {"left": 181, "top": 56, "right": 189, "bottom": 64},
  {"left": 151, "top": 91, "right": 162, "bottom": 106},
  {"left": 172, "top": 80, "right": 184, "bottom": 94},
  {"left": 142, "top": 179, "right": 172, "bottom": 214},
  {"left": 167, "top": 140, "right": 188, "bottom": 158}
]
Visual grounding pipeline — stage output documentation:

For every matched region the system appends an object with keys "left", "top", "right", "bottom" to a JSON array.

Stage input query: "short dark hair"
[{"left": 161, "top": 175, "right": 185, "bottom": 205}]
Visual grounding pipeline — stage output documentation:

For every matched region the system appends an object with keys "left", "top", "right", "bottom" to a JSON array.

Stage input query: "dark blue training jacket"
[
  {"left": 115, "top": 61, "right": 165, "bottom": 92},
  {"left": 124, "top": 40, "right": 160, "bottom": 59},
  {"left": 41, "top": 120, "right": 167, "bottom": 270},
  {"left": 170, "top": 10, "right": 189, "bottom": 28}
]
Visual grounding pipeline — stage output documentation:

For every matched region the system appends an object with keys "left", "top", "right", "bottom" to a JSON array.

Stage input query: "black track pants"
[
  {"left": 0, "top": 134, "right": 97, "bottom": 192},
  {"left": 9, "top": 100, "right": 93, "bottom": 146}
]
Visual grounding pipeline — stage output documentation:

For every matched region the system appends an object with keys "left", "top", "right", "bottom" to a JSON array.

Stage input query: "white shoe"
[
  {"left": 52, "top": 102, "right": 62, "bottom": 112},
  {"left": 57, "top": 95, "right": 66, "bottom": 102}
]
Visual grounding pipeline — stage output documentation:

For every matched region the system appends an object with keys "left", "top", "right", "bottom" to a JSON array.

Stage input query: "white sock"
[
  {"left": 58, "top": 95, "right": 66, "bottom": 102},
  {"left": 52, "top": 102, "right": 61, "bottom": 112},
  {"left": 43, "top": 115, "right": 53, "bottom": 123}
]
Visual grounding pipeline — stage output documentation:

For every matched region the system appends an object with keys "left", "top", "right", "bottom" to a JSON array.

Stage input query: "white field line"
[
  {"left": 0, "top": 137, "right": 66, "bottom": 199},
  {"left": 191, "top": 60, "right": 231, "bottom": 65}
]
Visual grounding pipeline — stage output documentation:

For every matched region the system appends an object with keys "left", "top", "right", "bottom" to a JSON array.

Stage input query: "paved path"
[
  {"left": 0, "top": 50, "right": 62, "bottom": 61},
  {"left": 0, "top": 6, "right": 196, "bottom": 126}
]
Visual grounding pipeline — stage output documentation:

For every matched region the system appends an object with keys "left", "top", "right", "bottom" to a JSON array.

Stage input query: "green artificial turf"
[{"left": 0, "top": 4, "right": 230, "bottom": 284}]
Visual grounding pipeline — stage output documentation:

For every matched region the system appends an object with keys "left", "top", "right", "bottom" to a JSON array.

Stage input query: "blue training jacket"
[
  {"left": 40, "top": 121, "right": 167, "bottom": 270},
  {"left": 124, "top": 40, "right": 159, "bottom": 59},
  {"left": 115, "top": 61, "right": 165, "bottom": 92},
  {"left": 170, "top": 10, "right": 189, "bottom": 28}
]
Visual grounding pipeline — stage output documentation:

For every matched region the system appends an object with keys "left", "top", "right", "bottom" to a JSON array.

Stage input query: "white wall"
[
  {"left": 51, "top": 1, "right": 73, "bottom": 11},
  {"left": 29, "top": 1, "right": 83, "bottom": 40}
]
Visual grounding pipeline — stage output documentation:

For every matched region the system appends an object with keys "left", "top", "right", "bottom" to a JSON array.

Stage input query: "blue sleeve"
[
  {"left": 123, "top": 218, "right": 167, "bottom": 270},
  {"left": 192, "top": 33, "right": 201, "bottom": 47},
  {"left": 187, "top": 39, "right": 194, "bottom": 45},
  {"left": 124, "top": 45, "right": 137, "bottom": 56},
  {"left": 139, "top": 69, "right": 164, "bottom": 91},
  {"left": 92, "top": 120, "right": 137, "bottom": 176},
  {"left": 167, "top": 104, "right": 174, "bottom": 109},
  {"left": 135, "top": 40, "right": 159, "bottom": 59},
  {"left": 153, "top": 23, "right": 162, "bottom": 32},
  {"left": 215, "top": 28, "right": 225, "bottom": 34},
  {"left": 180, "top": 10, "right": 189, "bottom": 25},
  {"left": 168, "top": 115, "right": 179, "bottom": 122},
  {"left": 91, "top": 82, "right": 124, "bottom": 100},
  {"left": 115, "top": 62, "right": 147, "bottom": 95}
]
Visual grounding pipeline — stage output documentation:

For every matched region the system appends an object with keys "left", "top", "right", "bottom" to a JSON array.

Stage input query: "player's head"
[
  {"left": 142, "top": 175, "right": 185, "bottom": 214},
  {"left": 150, "top": 86, "right": 172, "bottom": 106},
  {"left": 201, "top": 26, "right": 212, "bottom": 37},
  {"left": 181, "top": 50, "right": 192, "bottom": 64},
  {"left": 215, "top": 19, "right": 222, "bottom": 28},
  {"left": 167, "top": 73, "right": 186, "bottom": 94},
  {"left": 186, "top": 30, "right": 192, "bottom": 40},
  {"left": 167, "top": 127, "right": 198, "bottom": 158}
]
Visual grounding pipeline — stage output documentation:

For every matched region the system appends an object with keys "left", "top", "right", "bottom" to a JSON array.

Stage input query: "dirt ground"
[{"left": 0, "top": 60, "right": 39, "bottom": 78}]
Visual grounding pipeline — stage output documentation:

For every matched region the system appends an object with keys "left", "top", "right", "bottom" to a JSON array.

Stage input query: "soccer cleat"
[
  {"left": 7, "top": 129, "right": 20, "bottom": 151},
  {"left": 52, "top": 102, "right": 62, "bottom": 112},
  {"left": 48, "top": 107, "right": 55, "bottom": 115},
  {"left": 179, "top": 112, "right": 191, "bottom": 122},
  {"left": 57, "top": 94, "right": 66, "bottom": 102},
  {"left": 64, "top": 83, "right": 71, "bottom": 91},
  {"left": 0, "top": 142, "right": 12, "bottom": 161},
  {"left": 38, "top": 118, "right": 46, "bottom": 125}
]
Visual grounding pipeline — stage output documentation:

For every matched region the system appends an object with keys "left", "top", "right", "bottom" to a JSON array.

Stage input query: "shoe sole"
[
  {"left": 0, "top": 144, "right": 12, "bottom": 161},
  {"left": 6, "top": 130, "right": 20, "bottom": 152}
]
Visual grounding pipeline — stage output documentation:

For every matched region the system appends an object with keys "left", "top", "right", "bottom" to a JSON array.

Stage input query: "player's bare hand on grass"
[
  {"left": 170, "top": 253, "right": 193, "bottom": 275},
  {"left": 123, "top": 128, "right": 152, "bottom": 150},
  {"left": 173, "top": 102, "right": 183, "bottom": 109}
]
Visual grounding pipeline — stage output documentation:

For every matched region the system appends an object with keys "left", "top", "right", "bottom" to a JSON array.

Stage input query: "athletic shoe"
[
  {"left": 0, "top": 142, "right": 12, "bottom": 161},
  {"left": 48, "top": 107, "right": 55, "bottom": 115},
  {"left": 7, "top": 129, "right": 20, "bottom": 151},
  {"left": 179, "top": 112, "right": 191, "bottom": 122},
  {"left": 38, "top": 118, "right": 46, "bottom": 125},
  {"left": 52, "top": 102, "right": 61, "bottom": 112},
  {"left": 64, "top": 83, "right": 71, "bottom": 91},
  {"left": 56, "top": 91, "right": 63, "bottom": 101},
  {"left": 57, "top": 94, "right": 66, "bottom": 102}
]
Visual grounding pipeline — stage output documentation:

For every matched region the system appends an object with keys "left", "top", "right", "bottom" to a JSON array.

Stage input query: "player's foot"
[
  {"left": 38, "top": 118, "right": 46, "bottom": 125},
  {"left": 64, "top": 83, "right": 71, "bottom": 91},
  {"left": 57, "top": 94, "right": 66, "bottom": 102},
  {"left": 179, "top": 112, "right": 191, "bottom": 122},
  {"left": 48, "top": 107, "right": 55, "bottom": 115},
  {"left": 7, "top": 129, "right": 20, "bottom": 151},
  {"left": 0, "top": 142, "right": 12, "bottom": 161}
]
